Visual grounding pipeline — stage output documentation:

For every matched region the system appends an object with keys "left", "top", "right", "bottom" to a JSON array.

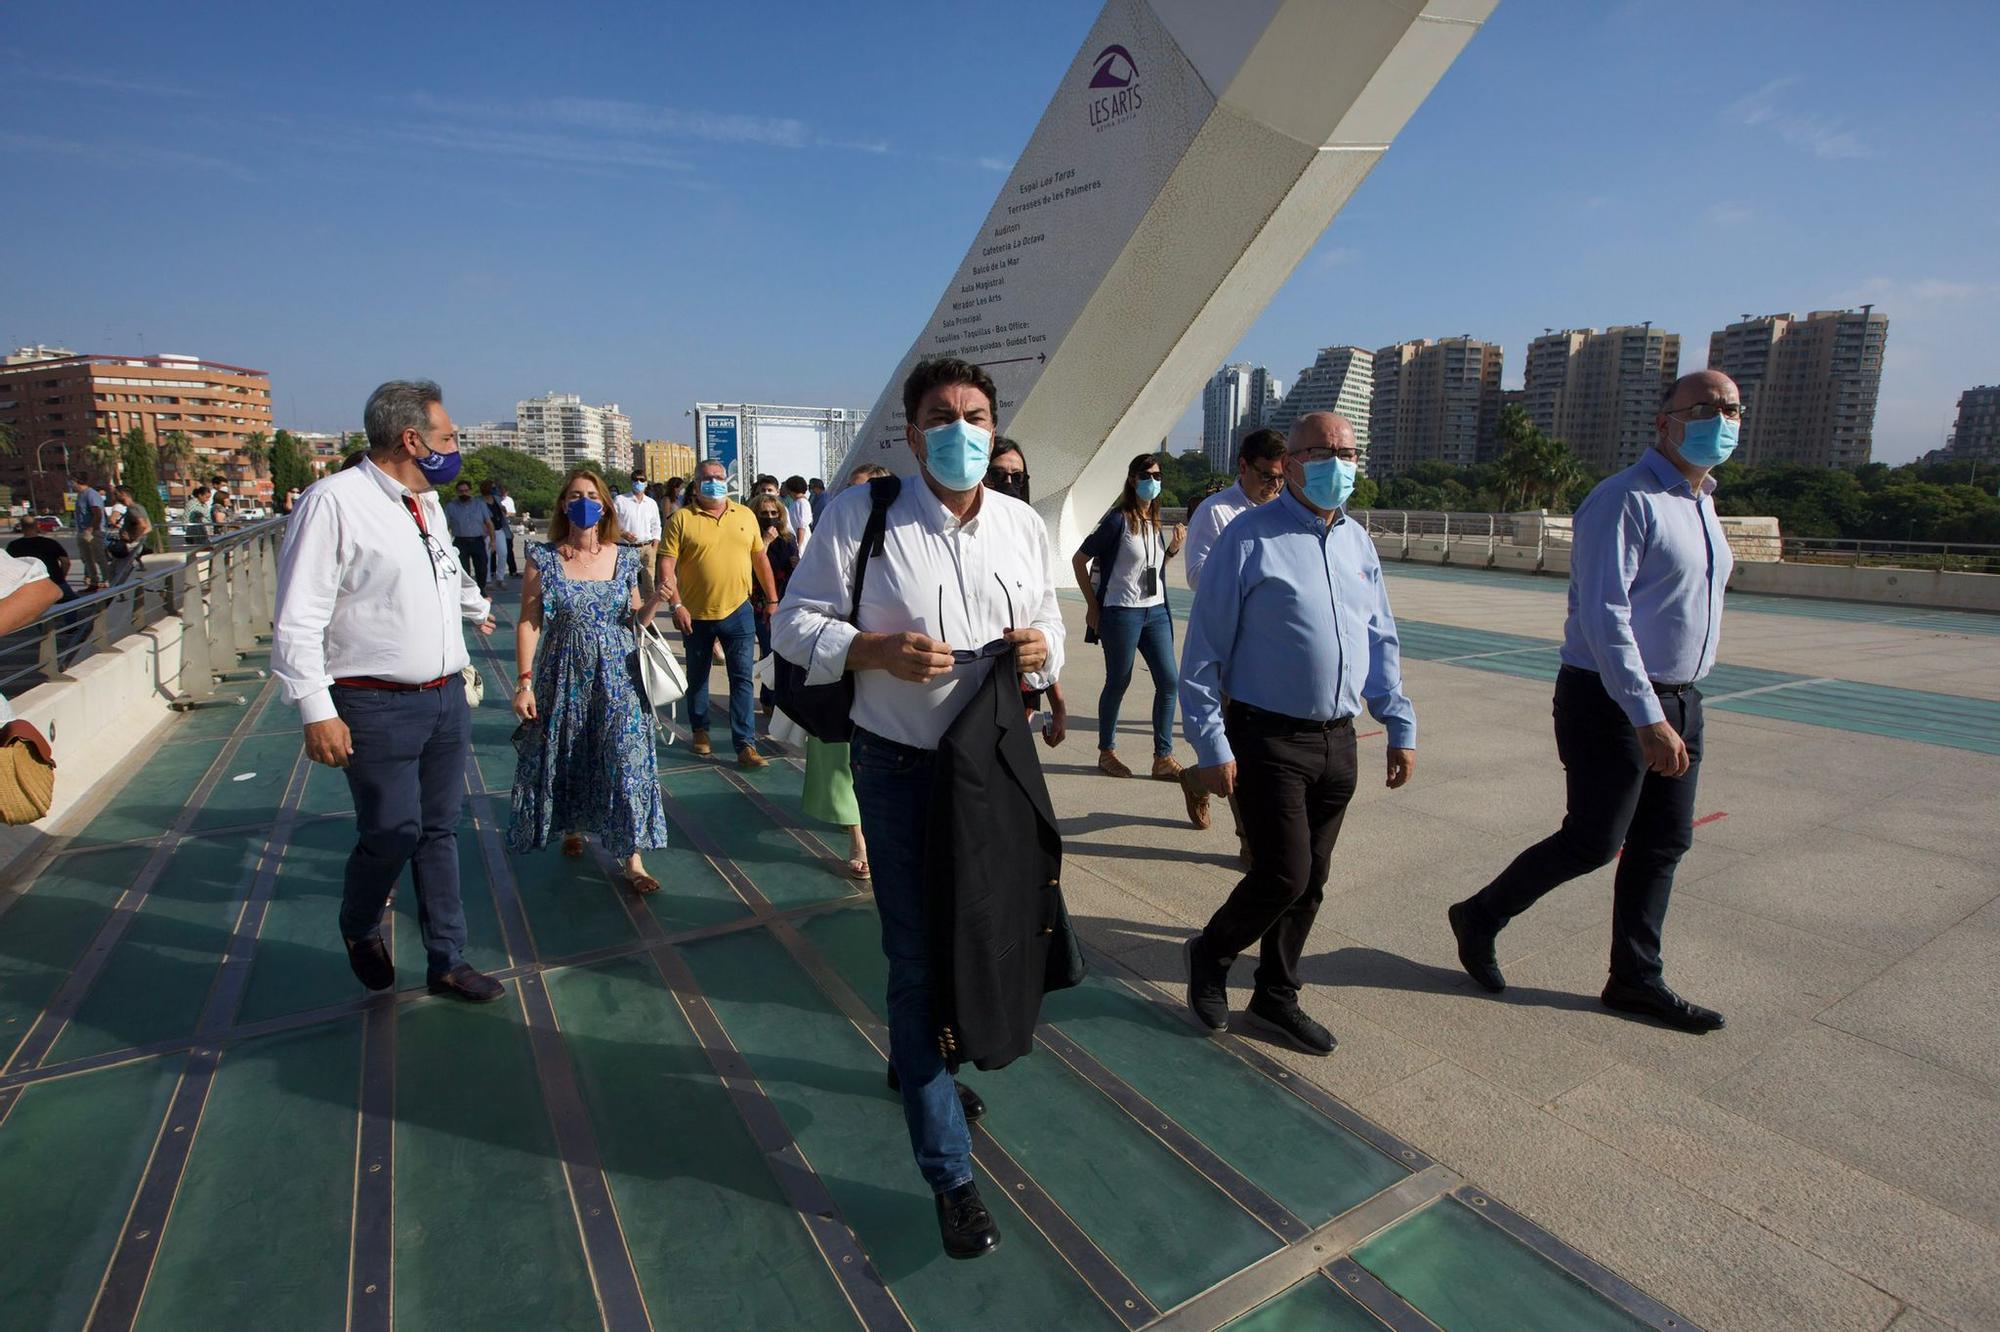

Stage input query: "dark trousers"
[
  {"left": 1198, "top": 707, "right": 1357, "bottom": 1004},
  {"left": 453, "top": 536, "right": 489, "bottom": 595},
  {"left": 502, "top": 527, "right": 518, "bottom": 576},
  {"left": 334, "top": 680, "right": 472, "bottom": 977},
  {"left": 682, "top": 599, "right": 757, "bottom": 752},
  {"left": 1466, "top": 666, "right": 1704, "bottom": 985}
]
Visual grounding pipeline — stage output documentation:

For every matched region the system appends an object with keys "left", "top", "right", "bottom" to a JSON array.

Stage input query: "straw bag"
[{"left": 0, "top": 721, "right": 56, "bottom": 824}]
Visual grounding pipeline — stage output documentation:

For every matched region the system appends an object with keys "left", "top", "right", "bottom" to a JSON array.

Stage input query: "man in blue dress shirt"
[
  {"left": 1447, "top": 370, "right": 1741, "bottom": 1034},
  {"left": 1179, "top": 412, "right": 1418, "bottom": 1055}
]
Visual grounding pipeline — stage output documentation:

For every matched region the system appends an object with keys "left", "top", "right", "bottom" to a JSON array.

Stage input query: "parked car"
[{"left": 34, "top": 515, "right": 60, "bottom": 533}]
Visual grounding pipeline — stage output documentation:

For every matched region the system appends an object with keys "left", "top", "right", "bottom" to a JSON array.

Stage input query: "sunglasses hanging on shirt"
[{"left": 939, "top": 575, "right": 1019, "bottom": 664}]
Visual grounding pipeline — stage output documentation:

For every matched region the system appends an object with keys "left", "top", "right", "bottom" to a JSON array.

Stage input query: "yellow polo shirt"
[{"left": 661, "top": 500, "right": 760, "bottom": 620}]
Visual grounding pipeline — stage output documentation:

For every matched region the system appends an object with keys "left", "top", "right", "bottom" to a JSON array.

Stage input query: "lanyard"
[{"left": 401, "top": 494, "right": 429, "bottom": 536}]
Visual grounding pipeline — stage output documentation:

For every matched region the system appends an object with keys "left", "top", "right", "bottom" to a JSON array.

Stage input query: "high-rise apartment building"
[
  {"left": 0, "top": 348, "right": 274, "bottom": 507},
  {"left": 458, "top": 421, "right": 519, "bottom": 452},
  {"left": 514, "top": 393, "right": 631, "bottom": 472},
  {"left": 1368, "top": 337, "right": 1503, "bottom": 476},
  {"left": 1707, "top": 307, "right": 1888, "bottom": 467},
  {"left": 1523, "top": 324, "right": 1680, "bottom": 471},
  {"left": 1944, "top": 385, "right": 2000, "bottom": 464},
  {"left": 1247, "top": 366, "right": 1284, "bottom": 433},
  {"left": 1202, "top": 364, "right": 1254, "bottom": 473},
  {"left": 1270, "top": 346, "right": 1373, "bottom": 469},
  {"left": 637, "top": 440, "right": 697, "bottom": 480}
]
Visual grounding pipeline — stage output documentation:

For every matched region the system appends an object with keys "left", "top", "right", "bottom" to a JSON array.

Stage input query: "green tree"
[
  {"left": 458, "top": 447, "right": 560, "bottom": 517},
  {"left": 1349, "top": 473, "right": 1381, "bottom": 511},
  {"left": 0, "top": 423, "right": 14, "bottom": 457},
  {"left": 240, "top": 430, "right": 270, "bottom": 483},
  {"left": 156, "top": 430, "right": 195, "bottom": 489},
  {"left": 117, "top": 427, "right": 169, "bottom": 552},
  {"left": 1489, "top": 406, "right": 1587, "bottom": 512},
  {"left": 81, "top": 433, "right": 123, "bottom": 487},
  {"left": 268, "top": 429, "right": 315, "bottom": 499}
]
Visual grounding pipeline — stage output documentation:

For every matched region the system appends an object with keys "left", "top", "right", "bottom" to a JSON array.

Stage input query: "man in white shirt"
[
  {"left": 272, "top": 379, "right": 502, "bottom": 1004},
  {"left": 1183, "top": 427, "right": 1287, "bottom": 593},
  {"left": 775, "top": 357, "right": 1061, "bottom": 1262},
  {"left": 614, "top": 470, "right": 664, "bottom": 600},
  {"left": 496, "top": 483, "right": 519, "bottom": 580},
  {"left": 781, "top": 474, "right": 813, "bottom": 554}
]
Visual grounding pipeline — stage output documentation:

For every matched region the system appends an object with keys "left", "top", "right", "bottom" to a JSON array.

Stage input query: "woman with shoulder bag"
[
  {"left": 108, "top": 485, "right": 152, "bottom": 586},
  {"left": 507, "top": 466, "right": 671, "bottom": 893}
]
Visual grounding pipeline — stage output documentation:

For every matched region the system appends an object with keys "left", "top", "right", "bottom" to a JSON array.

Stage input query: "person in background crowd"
[
  {"left": 658, "top": 459, "right": 777, "bottom": 768},
  {"left": 479, "top": 481, "right": 509, "bottom": 585},
  {"left": 1184, "top": 427, "right": 1287, "bottom": 594},
  {"left": 509, "top": 466, "right": 670, "bottom": 893},
  {"left": 987, "top": 440, "right": 1067, "bottom": 747},
  {"left": 782, "top": 474, "right": 814, "bottom": 552},
  {"left": 775, "top": 357, "right": 1064, "bottom": 1261},
  {"left": 183, "top": 485, "right": 214, "bottom": 549},
  {"left": 808, "top": 476, "right": 828, "bottom": 525},
  {"left": 615, "top": 469, "right": 664, "bottom": 601},
  {"left": 1074, "top": 452, "right": 1206, "bottom": 825},
  {"left": 495, "top": 483, "right": 519, "bottom": 578},
  {"left": 109, "top": 485, "right": 152, "bottom": 585},
  {"left": 1446, "top": 372, "right": 1739, "bottom": 1035},
  {"left": 281, "top": 487, "right": 302, "bottom": 514},
  {"left": 1180, "top": 411, "right": 1417, "bottom": 1057},
  {"left": 72, "top": 474, "right": 108, "bottom": 593},
  {"left": 662, "top": 477, "right": 686, "bottom": 511},
  {"left": 210, "top": 485, "right": 234, "bottom": 531},
  {"left": 7, "top": 535, "right": 76, "bottom": 603},
  {"left": 443, "top": 479, "right": 494, "bottom": 597},
  {"left": 750, "top": 491, "right": 799, "bottom": 719},
  {"left": 790, "top": 473, "right": 868, "bottom": 879},
  {"left": 753, "top": 474, "right": 781, "bottom": 502},
  {"left": 271, "top": 378, "right": 502, "bottom": 1004}
]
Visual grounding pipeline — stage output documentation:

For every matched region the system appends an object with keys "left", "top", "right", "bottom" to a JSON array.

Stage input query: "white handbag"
[
  {"left": 636, "top": 621, "right": 687, "bottom": 710},
  {"left": 460, "top": 664, "right": 485, "bottom": 707}
]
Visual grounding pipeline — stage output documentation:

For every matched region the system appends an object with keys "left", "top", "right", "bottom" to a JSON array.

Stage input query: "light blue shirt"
[
  {"left": 1179, "top": 489, "right": 1417, "bottom": 768},
  {"left": 1559, "top": 448, "right": 1734, "bottom": 728}
]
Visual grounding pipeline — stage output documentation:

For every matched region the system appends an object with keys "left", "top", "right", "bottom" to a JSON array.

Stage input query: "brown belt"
[{"left": 334, "top": 675, "right": 452, "bottom": 692}]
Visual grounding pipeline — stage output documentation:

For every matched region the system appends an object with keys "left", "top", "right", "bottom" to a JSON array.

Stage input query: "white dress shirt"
[
  {"left": 785, "top": 494, "right": 813, "bottom": 554},
  {"left": 1182, "top": 481, "right": 1257, "bottom": 594},
  {"left": 774, "top": 479, "right": 1065, "bottom": 751},
  {"left": 272, "top": 457, "right": 491, "bottom": 726},
  {"left": 615, "top": 489, "right": 662, "bottom": 543}
]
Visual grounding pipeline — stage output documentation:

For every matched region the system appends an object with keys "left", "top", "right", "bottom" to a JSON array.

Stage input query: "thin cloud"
[
  {"left": 1705, "top": 201, "right": 1757, "bottom": 227},
  {"left": 405, "top": 92, "right": 891, "bottom": 158},
  {"left": 381, "top": 122, "right": 692, "bottom": 174},
  {"left": 1730, "top": 78, "right": 1869, "bottom": 160},
  {"left": 0, "top": 131, "right": 254, "bottom": 181},
  {"left": 976, "top": 156, "right": 1013, "bottom": 173},
  {"left": 6, "top": 66, "right": 205, "bottom": 98},
  {"left": 1311, "top": 246, "right": 1359, "bottom": 274}
]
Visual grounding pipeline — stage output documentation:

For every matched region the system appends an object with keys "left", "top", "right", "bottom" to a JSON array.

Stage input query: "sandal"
[
  {"left": 846, "top": 857, "right": 871, "bottom": 881},
  {"left": 560, "top": 833, "right": 585, "bottom": 857}
]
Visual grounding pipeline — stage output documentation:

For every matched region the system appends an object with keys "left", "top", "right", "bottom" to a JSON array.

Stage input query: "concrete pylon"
[{"left": 831, "top": 0, "right": 1498, "bottom": 552}]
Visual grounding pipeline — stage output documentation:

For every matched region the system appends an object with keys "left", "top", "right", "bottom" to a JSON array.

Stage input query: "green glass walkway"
[{"left": 0, "top": 616, "right": 1692, "bottom": 1331}]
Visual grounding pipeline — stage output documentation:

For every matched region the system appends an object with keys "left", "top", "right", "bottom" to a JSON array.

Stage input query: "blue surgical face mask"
[
  {"left": 1675, "top": 414, "right": 1739, "bottom": 468},
  {"left": 1301, "top": 457, "right": 1357, "bottom": 511},
  {"left": 565, "top": 495, "right": 604, "bottom": 529},
  {"left": 1135, "top": 477, "right": 1162, "bottom": 502},
  {"left": 922, "top": 420, "right": 991, "bottom": 492},
  {"left": 414, "top": 443, "right": 462, "bottom": 486},
  {"left": 698, "top": 479, "right": 729, "bottom": 501}
]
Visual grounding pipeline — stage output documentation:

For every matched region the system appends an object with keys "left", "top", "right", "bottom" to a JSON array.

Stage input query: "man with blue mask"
[
  {"left": 1179, "top": 413, "right": 1415, "bottom": 1057},
  {"left": 775, "top": 357, "right": 1065, "bottom": 1261},
  {"left": 1447, "top": 371, "right": 1740, "bottom": 1034},
  {"left": 273, "top": 379, "right": 502, "bottom": 1004}
]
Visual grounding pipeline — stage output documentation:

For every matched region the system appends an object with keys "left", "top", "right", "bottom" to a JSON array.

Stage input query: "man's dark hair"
[
  {"left": 363, "top": 379, "right": 444, "bottom": 454},
  {"left": 902, "top": 357, "right": 997, "bottom": 425},
  {"left": 192, "top": 485, "right": 212, "bottom": 499},
  {"left": 754, "top": 473, "right": 777, "bottom": 489},
  {"left": 782, "top": 475, "right": 807, "bottom": 494},
  {"left": 1238, "top": 427, "right": 1286, "bottom": 464},
  {"left": 340, "top": 450, "right": 367, "bottom": 471},
  {"left": 809, "top": 477, "right": 824, "bottom": 489}
]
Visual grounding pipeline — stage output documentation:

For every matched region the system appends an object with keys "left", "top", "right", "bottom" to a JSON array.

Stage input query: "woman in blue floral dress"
[{"left": 508, "top": 467, "right": 670, "bottom": 893}]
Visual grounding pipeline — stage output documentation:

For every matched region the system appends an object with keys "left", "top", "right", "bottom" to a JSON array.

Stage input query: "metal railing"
[
  {"left": 1351, "top": 509, "right": 1559, "bottom": 561},
  {"left": 1778, "top": 536, "right": 2000, "bottom": 575},
  {"left": 0, "top": 517, "right": 288, "bottom": 703}
]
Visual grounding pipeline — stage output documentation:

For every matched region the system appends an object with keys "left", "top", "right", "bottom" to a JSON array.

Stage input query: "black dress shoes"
[
  {"left": 1243, "top": 997, "right": 1337, "bottom": 1056},
  {"left": 1601, "top": 977, "right": 1725, "bottom": 1034},
  {"left": 1447, "top": 901, "right": 1506, "bottom": 993},
  {"left": 1185, "top": 937, "right": 1229, "bottom": 1032},
  {"left": 427, "top": 964, "right": 504, "bottom": 1003},
  {"left": 884, "top": 1064, "right": 986, "bottom": 1123},
  {"left": 935, "top": 1181, "right": 1001, "bottom": 1260},
  {"left": 345, "top": 935, "right": 394, "bottom": 992}
]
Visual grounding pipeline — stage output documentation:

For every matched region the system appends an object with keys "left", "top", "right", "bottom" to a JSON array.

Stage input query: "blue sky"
[{"left": 4, "top": 1, "right": 1995, "bottom": 463}]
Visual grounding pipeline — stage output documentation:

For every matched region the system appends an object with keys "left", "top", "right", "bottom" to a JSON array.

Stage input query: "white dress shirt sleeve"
[
  {"left": 1025, "top": 509, "right": 1065, "bottom": 686},
  {"left": 271, "top": 487, "right": 345, "bottom": 726},
  {"left": 773, "top": 488, "right": 861, "bottom": 685},
  {"left": 1182, "top": 493, "right": 1231, "bottom": 594}
]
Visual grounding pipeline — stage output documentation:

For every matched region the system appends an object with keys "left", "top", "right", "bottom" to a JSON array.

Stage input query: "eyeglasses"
[
  {"left": 418, "top": 530, "right": 460, "bottom": 581},
  {"left": 985, "top": 466, "right": 1030, "bottom": 484},
  {"left": 1670, "top": 402, "right": 1747, "bottom": 421},
  {"left": 940, "top": 575, "right": 1018, "bottom": 664},
  {"left": 1291, "top": 448, "right": 1361, "bottom": 464}
]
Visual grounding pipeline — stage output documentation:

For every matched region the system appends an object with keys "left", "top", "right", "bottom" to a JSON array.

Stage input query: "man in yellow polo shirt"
[{"left": 659, "top": 458, "right": 779, "bottom": 766}]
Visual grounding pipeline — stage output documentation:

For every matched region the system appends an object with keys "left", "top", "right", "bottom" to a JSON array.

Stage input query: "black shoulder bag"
[{"left": 772, "top": 475, "right": 900, "bottom": 742}]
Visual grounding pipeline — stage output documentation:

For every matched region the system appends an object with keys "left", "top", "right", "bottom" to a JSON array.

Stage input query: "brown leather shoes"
[
  {"left": 1179, "top": 770, "right": 1212, "bottom": 830},
  {"left": 1098, "top": 750, "right": 1133, "bottom": 779},
  {"left": 737, "top": 745, "right": 768, "bottom": 769},
  {"left": 690, "top": 729, "right": 712, "bottom": 757}
]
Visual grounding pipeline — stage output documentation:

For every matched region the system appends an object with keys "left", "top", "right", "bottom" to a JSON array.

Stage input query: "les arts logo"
[{"left": 1086, "top": 44, "right": 1141, "bottom": 128}]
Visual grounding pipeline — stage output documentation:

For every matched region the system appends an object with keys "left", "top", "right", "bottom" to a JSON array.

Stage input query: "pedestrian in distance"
[
  {"left": 1446, "top": 371, "right": 1741, "bottom": 1034},
  {"left": 657, "top": 459, "right": 778, "bottom": 768},
  {"left": 782, "top": 474, "right": 814, "bottom": 553},
  {"left": 183, "top": 485, "right": 214, "bottom": 549},
  {"left": 1073, "top": 452, "right": 1208, "bottom": 826},
  {"left": 443, "top": 479, "right": 494, "bottom": 597},
  {"left": 479, "top": 480, "right": 509, "bottom": 585},
  {"left": 807, "top": 476, "right": 828, "bottom": 525},
  {"left": 508, "top": 467, "right": 671, "bottom": 894},
  {"left": 775, "top": 356, "right": 1064, "bottom": 1262},
  {"left": 1180, "top": 411, "right": 1418, "bottom": 1057},
  {"left": 614, "top": 469, "right": 663, "bottom": 601},
  {"left": 71, "top": 474, "right": 109, "bottom": 593},
  {"left": 108, "top": 485, "right": 152, "bottom": 585},
  {"left": 496, "top": 482, "right": 520, "bottom": 578},
  {"left": 1184, "top": 427, "right": 1287, "bottom": 594},
  {"left": 271, "top": 378, "right": 503, "bottom": 1003},
  {"left": 750, "top": 491, "right": 800, "bottom": 720}
]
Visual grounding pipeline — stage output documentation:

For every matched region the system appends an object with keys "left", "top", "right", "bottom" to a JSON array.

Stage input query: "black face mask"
[{"left": 985, "top": 470, "right": 1030, "bottom": 503}]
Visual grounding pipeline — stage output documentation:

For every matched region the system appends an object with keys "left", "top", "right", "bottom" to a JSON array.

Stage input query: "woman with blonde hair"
[{"left": 508, "top": 466, "right": 670, "bottom": 892}]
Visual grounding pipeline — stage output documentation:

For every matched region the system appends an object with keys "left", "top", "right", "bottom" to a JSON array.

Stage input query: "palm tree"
[
  {"left": 0, "top": 424, "right": 15, "bottom": 458},
  {"left": 156, "top": 430, "right": 195, "bottom": 493},
  {"left": 82, "top": 433, "right": 123, "bottom": 487}
]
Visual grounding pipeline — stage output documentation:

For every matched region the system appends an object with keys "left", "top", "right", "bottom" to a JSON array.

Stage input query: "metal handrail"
[{"left": 0, "top": 516, "right": 289, "bottom": 700}]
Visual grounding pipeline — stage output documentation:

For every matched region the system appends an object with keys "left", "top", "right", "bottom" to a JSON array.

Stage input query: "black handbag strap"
[{"left": 846, "top": 475, "right": 902, "bottom": 626}]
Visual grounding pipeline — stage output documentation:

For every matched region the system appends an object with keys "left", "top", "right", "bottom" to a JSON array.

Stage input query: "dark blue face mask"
[
  {"left": 414, "top": 442, "right": 462, "bottom": 486},
  {"left": 566, "top": 495, "right": 604, "bottom": 529}
]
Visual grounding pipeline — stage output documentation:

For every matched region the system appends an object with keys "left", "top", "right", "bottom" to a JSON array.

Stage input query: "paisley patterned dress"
[{"left": 508, "top": 543, "right": 669, "bottom": 858}]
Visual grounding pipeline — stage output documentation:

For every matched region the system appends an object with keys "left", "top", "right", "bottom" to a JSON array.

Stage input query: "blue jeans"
[
  {"left": 1097, "top": 603, "right": 1177, "bottom": 756},
  {"left": 682, "top": 600, "right": 757, "bottom": 752},
  {"left": 850, "top": 728, "right": 972, "bottom": 1194},
  {"left": 334, "top": 680, "right": 472, "bottom": 977}
]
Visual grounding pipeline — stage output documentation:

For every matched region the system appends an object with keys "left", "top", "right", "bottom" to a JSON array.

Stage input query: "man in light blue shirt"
[
  {"left": 1179, "top": 412, "right": 1417, "bottom": 1056},
  {"left": 1448, "top": 370, "right": 1739, "bottom": 1035}
]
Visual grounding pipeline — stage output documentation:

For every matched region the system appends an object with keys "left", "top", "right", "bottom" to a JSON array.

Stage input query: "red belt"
[{"left": 334, "top": 675, "right": 453, "bottom": 692}]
